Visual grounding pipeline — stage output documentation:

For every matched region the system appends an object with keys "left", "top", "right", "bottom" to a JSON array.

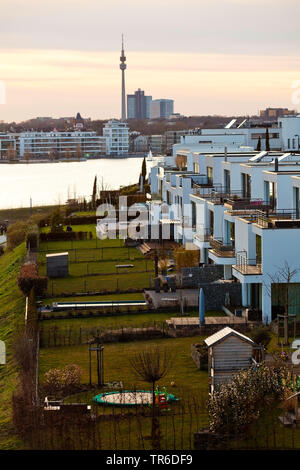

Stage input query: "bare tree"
[
  {"left": 266, "top": 261, "right": 299, "bottom": 346},
  {"left": 129, "top": 346, "right": 174, "bottom": 448}
]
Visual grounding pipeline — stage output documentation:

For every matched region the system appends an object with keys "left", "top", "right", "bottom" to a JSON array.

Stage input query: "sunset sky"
[{"left": 1, "top": 0, "right": 300, "bottom": 121}]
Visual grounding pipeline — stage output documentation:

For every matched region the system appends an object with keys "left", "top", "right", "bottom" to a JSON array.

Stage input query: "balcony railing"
[
  {"left": 234, "top": 253, "right": 262, "bottom": 275},
  {"left": 256, "top": 209, "right": 300, "bottom": 228},
  {"left": 209, "top": 237, "right": 235, "bottom": 258},
  {"left": 224, "top": 197, "right": 273, "bottom": 211}
]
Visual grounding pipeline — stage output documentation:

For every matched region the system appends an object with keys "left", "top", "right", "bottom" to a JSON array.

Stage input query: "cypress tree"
[
  {"left": 265, "top": 128, "right": 270, "bottom": 151},
  {"left": 141, "top": 156, "right": 147, "bottom": 180},
  {"left": 256, "top": 136, "right": 261, "bottom": 151},
  {"left": 92, "top": 175, "right": 97, "bottom": 209}
]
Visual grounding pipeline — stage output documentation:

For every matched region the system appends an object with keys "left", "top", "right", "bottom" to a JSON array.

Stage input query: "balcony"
[
  {"left": 233, "top": 254, "right": 262, "bottom": 275},
  {"left": 256, "top": 210, "right": 300, "bottom": 229},
  {"left": 224, "top": 197, "right": 273, "bottom": 212},
  {"left": 209, "top": 237, "right": 235, "bottom": 258},
  {"left": 193, "top": 228, "right": 212, "bottom": 243}
]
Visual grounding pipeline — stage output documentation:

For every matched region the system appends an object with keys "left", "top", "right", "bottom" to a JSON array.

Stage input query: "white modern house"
[
  {"left": 149, "top": 146, "right": 300, "bottom": 324},
  {"left": 172, "top": 115, "right": 300, "bottom": 156}
]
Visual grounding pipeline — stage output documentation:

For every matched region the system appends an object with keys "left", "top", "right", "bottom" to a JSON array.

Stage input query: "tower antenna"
[{"left": 120, "top": 34, "right": 127, "bottom": 121}]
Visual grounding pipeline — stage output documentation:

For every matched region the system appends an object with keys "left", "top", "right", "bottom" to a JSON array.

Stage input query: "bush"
[
  {"left": 18, "top": 263, "right": 48, "bottom": 296},
  {"left": 208, "top": 364, "right": 286, "bottom": 434},
  {"left": 195, "top": 341, "right": 208, "bottom": 370},
  {"left": 249, "top": 326, "right": 271, "bottom": 348},
  {"left": 50, "top": 208, "right": 64, "bottom": 233},
  {"left": 44, "top": 364, "right": 82, "bottom": 395},
  {"left": 26, "top": 224, "right": 39, "bottom": 251},
  {"left": 7, "top": 221, "right": 28, "bottom": 250}
]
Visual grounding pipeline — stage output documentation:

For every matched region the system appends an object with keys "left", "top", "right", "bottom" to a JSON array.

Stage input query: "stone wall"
[
  {"left": 181, "top": 265, "right": 223, "bottom": 288},
  {"left": 199, "top": 280, "right": 242, "bottom": 310}
]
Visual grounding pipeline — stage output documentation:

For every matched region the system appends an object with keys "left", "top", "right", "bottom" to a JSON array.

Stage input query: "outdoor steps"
[{"left": 138, "top": 243, "right": 151, "bottom": 255}]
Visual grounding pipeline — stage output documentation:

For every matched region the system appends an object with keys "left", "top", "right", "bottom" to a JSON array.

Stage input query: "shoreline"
[{"left": 0, "top": 154, "right": 147, "bottom": 164}]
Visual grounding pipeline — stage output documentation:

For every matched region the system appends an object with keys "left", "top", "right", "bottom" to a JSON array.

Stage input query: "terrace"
[
  {"left": 224, "top": 197, "right": 273, "bottom": 212},
  {"left": 209, "top": 237, "right": 235, "bottom": 259},
  {"left": 255, "top": 210, "right": 300, "bottom": 229},
  {"left": 233, "top": 252, "right": 262, "bottom": 276}
]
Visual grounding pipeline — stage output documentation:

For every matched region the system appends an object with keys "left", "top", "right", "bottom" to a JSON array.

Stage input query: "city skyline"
[{"left": 0, "top": 0, "right": 300, "bottom": 121}]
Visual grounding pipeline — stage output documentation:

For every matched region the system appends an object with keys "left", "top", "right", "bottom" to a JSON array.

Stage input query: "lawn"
[
  {"left": 45, "top": 271, "right": 154, "bottom": 295},
  {"left": 0, "top": 244, "right": 27, "bottom": 450},
  {"left": 39, "top": 309, "right": 225, "bottom": 340},
  {"left": 39, "top": 258, "right": 154, "bottom": 277},
  {"left": 39, "top": 335, "right": 209, "bottom": 395},
  {"left": 41, "top": 292, "right": 145, "bottom": 305}
]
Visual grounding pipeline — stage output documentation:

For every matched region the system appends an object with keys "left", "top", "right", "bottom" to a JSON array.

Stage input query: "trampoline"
[{"left": 93, "top": 390, "right": 178, "bottom": 407}]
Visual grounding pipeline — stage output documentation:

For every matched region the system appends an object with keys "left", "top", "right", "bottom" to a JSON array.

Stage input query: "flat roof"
[{"left": 46, "top": 252, "right": 69, "bottom": 257}]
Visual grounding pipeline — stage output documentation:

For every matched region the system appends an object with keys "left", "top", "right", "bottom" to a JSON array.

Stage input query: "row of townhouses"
[{"left": 148, "top": 115, "right": 300, "bottom": 325}]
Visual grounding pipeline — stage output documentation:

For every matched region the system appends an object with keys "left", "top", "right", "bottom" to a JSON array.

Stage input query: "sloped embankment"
[{"left": 0, "top": 243, "right": 26, "bottom": 449}]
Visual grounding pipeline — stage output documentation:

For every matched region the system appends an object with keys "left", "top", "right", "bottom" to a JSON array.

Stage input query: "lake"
[{"left": 0, "top": 158, "right": 149, "bottom": 209}]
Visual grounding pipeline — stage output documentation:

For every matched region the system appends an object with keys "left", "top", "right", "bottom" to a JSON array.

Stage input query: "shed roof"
[
  {"left": 204, "top": 327, "right": 254, "bottom": 348},
  {"left": 46, "top": 252, "right": 69, "bottom": 258}
]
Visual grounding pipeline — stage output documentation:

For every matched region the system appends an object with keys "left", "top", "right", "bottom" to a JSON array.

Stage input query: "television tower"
[{"left": 120, "top": 34, "right": 127, "bottom": 121}]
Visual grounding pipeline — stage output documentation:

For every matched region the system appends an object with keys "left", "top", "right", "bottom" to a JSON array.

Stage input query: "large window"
[
  {"left": 224, "top": 169, "right": 231, "bottom": 193},
  {"left": 241, "top": 173, "right": 251, "bottom": 198}
]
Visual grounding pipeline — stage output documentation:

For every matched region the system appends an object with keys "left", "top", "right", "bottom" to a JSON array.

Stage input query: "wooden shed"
[{"left": 204, "top": 327, "right": 255, "bottom": 393}]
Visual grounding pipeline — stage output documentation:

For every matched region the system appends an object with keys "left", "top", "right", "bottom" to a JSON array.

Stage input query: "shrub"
[
  {"left": 44, "top": 364, "right": 82, "bottom": 395},
  {"left": 207, "top": 364, "right": 286, "bottom": 434},
  {"left": 26, "top": 224, "right": 39, "bottom": 251},
  {"left": 50, "top": 208, "right": 64, "bottom": 233},
  {"left": 7, "top": 221, "right": 28, "bottom": 250},
  {"left": 18, "top": 263, "right": 48, "bottom": 296},
  {"left": 195, "top": 341, "right": 208, "bottom": 370},
  {"left": 249, "top": 326, "right": 271, "bottom": 348}
]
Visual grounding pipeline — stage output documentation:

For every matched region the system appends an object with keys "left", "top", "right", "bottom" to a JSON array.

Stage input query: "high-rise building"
[
  {"left": 120, "top": 35, "right": 127, "bottom": 121},
  {"left": 103, "top": 120, "right": 129, "bottom": 156},
  {"left": 150, "top": 99, "right": 174, "bottom": 119},
  {"left": 127, "top": 89, "right": 152, "bottom": 119}
]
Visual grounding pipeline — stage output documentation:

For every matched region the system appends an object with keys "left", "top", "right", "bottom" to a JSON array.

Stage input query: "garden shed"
[
  {"left": 46, "top": 252, "right": 69, "bottom": 278},
  {"left": 204, "top": 327, "right": 255, "bottom": 393}
]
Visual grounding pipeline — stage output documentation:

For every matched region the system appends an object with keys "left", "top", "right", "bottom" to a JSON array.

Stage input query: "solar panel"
[
  {"left": 249, "top": 151, "right": 268, "bottom": 162},
  {"left": 224, "top": 119, "right": 237, "bottom": 129},
  {"left": 237, "top": 119, "right": 247, "bottom": 129},
  {"left": 277, "top": 153, "right": 292, "bottom": 162}
]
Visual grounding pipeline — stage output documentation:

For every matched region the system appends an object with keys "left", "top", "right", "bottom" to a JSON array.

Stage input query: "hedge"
[{"left": 18, "top": 263, "right": 48, "bottom": 296}]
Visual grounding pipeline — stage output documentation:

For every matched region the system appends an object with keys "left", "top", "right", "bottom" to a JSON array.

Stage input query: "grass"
[
  {"left": 0, "top": 205, "right": 59, "bottom": 224},
  {"left": 39, "top": 258, "right": 154, "bottom": 277},
  {"left": 39, "top": 335, "right": 209, "bottom": 395},
  {"left": 0, "top": 243, "right": 27, "bottom": 450},
  {"left": 46, "top": 271, "right": 154, "bottom": 296},
  {"left": 39, "top": 309, "right": 225, "bottom": 331},
  {"left": 41, "top": 292, "right": 145, "bottom": 305}
]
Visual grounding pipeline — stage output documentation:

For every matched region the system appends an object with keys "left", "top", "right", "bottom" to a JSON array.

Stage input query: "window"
[
  {"left": 207, "top": 166, "right": 213, "bottom": 185},
  {"left": 224, "top": 169, "right": 231, "bottom": 193},
  {"left": 241, "top": 173, "right": 251, "bottom": 198}
]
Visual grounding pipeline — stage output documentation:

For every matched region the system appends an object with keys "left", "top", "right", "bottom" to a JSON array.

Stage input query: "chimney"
[{"left": 274, "top": 157, "right": 279, "bottom": 172}]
